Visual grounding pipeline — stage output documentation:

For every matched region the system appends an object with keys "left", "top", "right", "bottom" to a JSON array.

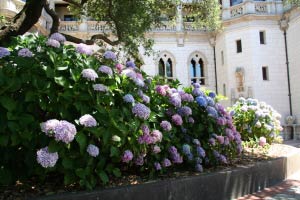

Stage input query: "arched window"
[
  {"left": 157, "top": 53, "right": 174, "bottom": 81},
  {"left": 189, "top": 54, "right": 205, "bottom": 85}
]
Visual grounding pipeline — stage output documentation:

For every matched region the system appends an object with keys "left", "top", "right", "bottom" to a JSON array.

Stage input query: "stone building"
[{"left": 1, "top": 0, "right": 300, "bottom": 125}]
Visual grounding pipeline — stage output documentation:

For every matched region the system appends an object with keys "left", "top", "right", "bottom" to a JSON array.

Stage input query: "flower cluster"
[
  {"left": 49, "top": 33, "right": 66, "bottom": 43},
  {"left": 132, "top": 103, "right": 151, "bottom": 120},
  {"left": 98, "top": 65, "right": 113, "bottom": 76},
  {"left": 46, "top": 39, "right": 60, "bottom": 48},
  {"left": 82, "top": 69, "right": 98, "bottom": 81},
  {"left": 18, "top": 48, "right": 33, "bottom": 57},
  {"left": 0, "top": 47, "right": 10, "bottom": 58},
  {"left": 87, "top": 144, "right": 99, "bottom": 157},
  {"left": 37, "top": 147, "right": 59, "bottom": 168},
  {"left": 76, "top": 43, "right": 93, "bottom": 55},
  {"left": 103, "top": 51, "right": 116, "bottom": 60},
  {"left": 93, "top": 84, "right": 109, "bottom": 92},
  {"left": 79, "top": 114, "right": 97, "bottom": 127}
]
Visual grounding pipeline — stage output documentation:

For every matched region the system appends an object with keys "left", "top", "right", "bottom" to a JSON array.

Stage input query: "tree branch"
[
  {"left": 62, "top": 0, "right": 81, "bottom": 8},
  {"left": 91, "top": 34, "right": 119, "bottom": 46},
  {"left": 43, "top": 3, "right": 59, "bottom": 34}
]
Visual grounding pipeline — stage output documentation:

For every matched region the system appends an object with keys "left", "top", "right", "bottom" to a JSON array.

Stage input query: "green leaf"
[
  {"left": 112, "top": 168, "right": 121, "bottom": 178},
  {"left": 76, "top": 132, "right": 87, "bottom": 154},
  {"left": 25, "top": 91, "right": 36, "bottom": 102},
  {"left": 98, "top": 171, "right": 109, "bottom": 184},
  {"left": 110, "top": 146, "right": 120, "bottom": 157},
  {"left": 57, "top": 66, "right": 69, "bottom": 71},
  {"left": 0, "top": 134, "right": 9, "bottom": 146},
  {"left": 54, "top": 76, "right": 69, "bottom": 87},
  {"left": 64, "top": 172, "right": 76, "bottom": 185},
  {"left": 62, "top": 158, "right": 74, "bottom": 169},
  {"left": 0, "top": 96, "right": 17, "bottom": 111},
  {"left": 75, "top": 168, "right": 86, "bottom": 179},
  {"left": 48, "top": 140, "right": 60, "bottom": 152}
]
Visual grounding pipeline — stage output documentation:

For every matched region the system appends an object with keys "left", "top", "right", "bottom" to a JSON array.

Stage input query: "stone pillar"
[{"left": 176, "top": 3, "right": 183, "bottom": 32}]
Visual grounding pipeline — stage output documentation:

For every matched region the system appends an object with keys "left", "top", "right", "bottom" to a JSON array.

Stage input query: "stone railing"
[
  {"left": 183, "top": 22, "right": 206, "bottom": 32},
  {"left": 230, "top": 4, "right": 244, "bottom": 18},
  {"left": 255, "top": 2, "right": 268, "bottom": 14},
  {"left": 151, "top": 21, "right": 176, "bottom": 32},
  {"left": 58, "top": 21, "right": 80, "bottom": 32}
]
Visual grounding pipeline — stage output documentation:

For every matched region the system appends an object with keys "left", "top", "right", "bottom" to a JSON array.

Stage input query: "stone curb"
[{"left": 35, "top": 147, "right": 300, "bottom": 200}]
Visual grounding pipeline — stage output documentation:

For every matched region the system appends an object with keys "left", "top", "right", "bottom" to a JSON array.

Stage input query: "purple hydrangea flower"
[
  {"left": 216, "top": 136, "right": 224, "bottom": 144},
  {"left": 82, "top": 69, "right": 98, "bottom": 81},
  {"left": 46, "top": 39, "right": 60, "bottom": 48},
  {"left": 196, "top": 96, "right": 207, "bottom": 107},
  {"left": 226, "top": 128, "right": 235, "bottom": 141},
  {"left": 154, "top": 162, "right": 162, "bottom": 170},
  {"left": 217, "top": 117, "right": 226, "bottom": 126},
  {"left": 79, "top": 114, "right": 97, "bottom": 127},
  {"left": 151, "top": 130, "right": 162, "bottom": 143},
  {"left": 162, "top": 158, "right": 172, "bottom": 167},
  {"left": 188, "top": 117, "right": 195, "bottom": 124},
  {"left": 206, "top": 97, "right": 215, "bottom": 106},
  {"left": 103, "top": 51, "right": 116, "bottom": 60},
  {"left": 41, "top": 119, "right": 60, "bottom": 136},
  {"left": 224, "top": 137, "right": 230, "bottom": 145},
  {"left": 196, "top": 146, "right": 206, "bottom": 158},
  {"left": 50, "top": 33, "right": 66, "bottom": 43},
  {"left": 208, "top": 92, "right": 216, "bottom": 98},
  {"left": 138, "top": 133, "right": 153, "bottom": 144},
  {"left": 115, "top": 63, "right": 123, "bottom": 73},
  {"left": 54, "top": 120, "right": 77, "bottom": 144},
  {"left": 86, "top": 144, "right": 99, "bottom": 157},
  {"left": 209, "top": 138, "right": 216, "bottom": 146},
  {"left": 126, "top": 60, "right": 136, "bottom": 68},
  {"left": 142, "top": 95, "right": 150, "bottom": 104},
  {"left": 134, "top": 78, "right": 145, "bottom": 87},
  {"left": 195, "top": 164, "right": 203, "bottom": 172},
  {"left": 0, "top": 47, "right": 10, "bottom": 58},
  {"left": 76, "top": 43, "right": 93, "bottom": 55},
  {"left": 122, "top": 150, "right": 133, "bottom": 163},
  {"left": 122, "top": 69, "right": 136, "bottom": 79},
  {"left": 207, "top": 106, "right": 218, "bottom": 118},
  {"left": 192, "top": 88, "right": 204, "bottom": 96},
  {"left": 93, "top": 84, "right": 108, "bottom": 92},
  {"left": 181, "top": 93, "right": 194, "bottom": 102},
  {"left": 135, "top": 155, "right": 144, "bottom": 166},
  {"left": 155, "top": 85, "right": 167, "bottom": 96},
  {"left": 37, "top": 147, "right": 58, "bottom": 168},
  {"left": 187, "top": 153, "right": 194, "bottom": 161},
  {"left": 141, "top": 124, "right": 150, "bottom": 135},
  {"left": 182, "top": 144, "right": 191, "bottom": 155},
  {"left": 193, "top": 139, "right": 201, "bottom": 146},
  {"left": 219, "top": 154, "right": 227, "bottom": 164},
  {"left": 169, "top": 93, "right": 181, "bottom": 107},
  {"left": 169, "top": 146, "right": 178, "bottom": 154},
  {"left": 132, "top": 103, "right": 151, "bottom": 120},
  {"left": 18, "top": 48, "right": 33, "bottom": 57},
  {"left": 123, "top": 94, "right": 135, "bottom": 103},
  {"left": 172, "top": 114, "right": 183, "bottom": 126},
  {"left": 153, "top": 145, "right": 161, "bottom": 154},
  {"left": 193, "top": 82, "right": 201, "bottom": 88},
  {"left": 160, "top": 121, "right": 172, "bottom": 132},
  {"left": 98, "top": 65, "right": 113, "bottom": 76},
  {"left": 178, "top": 106, "right": 192, "bottom": 116}
]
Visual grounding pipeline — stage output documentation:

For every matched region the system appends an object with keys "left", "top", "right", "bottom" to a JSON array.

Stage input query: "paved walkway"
[{"left": 236, "top": 140, "right": 300, "bottom": 200}]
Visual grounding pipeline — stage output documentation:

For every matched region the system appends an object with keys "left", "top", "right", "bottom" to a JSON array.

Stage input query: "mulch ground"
[{"left": 0, "top": 143, "right": 295, "bottom": 200}]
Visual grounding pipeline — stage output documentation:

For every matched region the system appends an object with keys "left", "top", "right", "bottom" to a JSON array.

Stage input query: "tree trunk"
[{"left": 0, "top": 0, "right": 46, "bottom": 46}]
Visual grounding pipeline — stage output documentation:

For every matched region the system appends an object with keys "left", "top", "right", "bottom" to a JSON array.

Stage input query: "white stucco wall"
[{"left": 287, "top": 8, "right": 300, "bottom": 122}]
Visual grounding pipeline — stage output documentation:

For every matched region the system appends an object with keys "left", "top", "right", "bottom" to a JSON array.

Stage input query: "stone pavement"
[{"left": 236, "top": 140, "right": 300, "bottom": 200}]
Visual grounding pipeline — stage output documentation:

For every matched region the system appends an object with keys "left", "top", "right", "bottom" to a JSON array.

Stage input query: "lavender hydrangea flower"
[
  {"left": 54, "top": 120, "right": 77, "bottom": 144},
  {"left": 46, "top": 39, "right": 60, "bottom": 48},
  {"left": 193, "top": 82, "right": 201, "bottom": 88},
  {"left": 76, "top": 43, "right": 93, "bottom": 55},
  {"left": 178, "top": 106, "right": 192, "bottom": 116},
  {"left": 195, "top": 164, "right": 203, "bottom": 172},
  {"left": 155, "top": 85, "right": 167, "bottom": 96},
  {"left": 151, "top": 130, "right": 162, "bottom": 143},
  {"left": 132, "top": 103, "right": 151, "bottom": 120},
  {"left": 208, "top": 92, "right": 216, "bottom": 98},
  {"left": 192, "top": 88, "right": 204, "bottom": 96},
  {"left": 103, "top": 51, "right": 116, "bottom": 60},
  {"left": 181, "top": 93, "right": 194, "bottom": 102},
  {"left": 122, "top": 150, "right": 133, "bottom": 163},
  {"left": 50, "top": 33, "right": 66, "bottom": 43},
  {"left": 134, "top": 78, "right": 145, "bottom": 87},
  {"left": 82, "top": 69, "right": 98, "bottom": 81},
  {"left": 126, "top": 60, "right": 136, "bottom": 68},
  {"left": 79, "top": 114, "right": 97, "bottom": 127},
  {"left": 209, "top": 138, "right": 216, "bottom": 146},
  {"left": 206, "top": 97, "right": 215, "bottom": 106},
  {"left": 154, "top": 162, "right": 162, "bottom": 170},
  {"left": 153, "top": 145, "right": 161, "bottom": 154},
  {"left": 219, "top": 154, "right": 227, "bottom": 164},
  {"left": 122, "top": 68, "right": 136, "bottom": 79},
  {"left": 172, "top": 114, "right": 183, "bottom": 126},
  {"left": 188, "top": 117, "right": 195, "bottom": 124},
  {"left": 160, "top": 121, "right": 172, "bottom": 132},
  {"left": 123, "top": 94, "right": 135, "bottom": 103},
  {"left": 93, "top": 84, "right": 108, "bottom": 92},
  {"left": 216, "top": 136, "right": 224, "bottom": 144},
  {"left": 187, "top": 153, "right": 194, "bottom": 161},
  {"left": 224, "top": 137, "right": 230, "bottom": 145},
  {"left": 86, "top": 144, "right": 99, "bottom": 157},
  {"left": 142, "top": 95, "right": 150, "bottom": 104},
  {"left": 135, "top": 155, "right": 144, "bottom": 166},
  {"left": 18, "top": 48, "right": 33, "bottom": 57},
  {"left": 41, "top": 119, "right": 60, "bottom": 136},
  {"left": 207, "top": 106, "right": 218, "bottom": 118},
  {"left": 37, "top": 147, "right": 58, "bottom": 168},
  {"left": 0, "top": 47, "right": 10, "bottom": 58},
  {"left": 193, "top": 139, "right": 201, "bottom": 146},
  {"left": 98, "top": 65, "right": 113, "bottom": 76},
  {"left": 138, "top": 133, "right": 153, "bottom": 144},
  {"left": 169, "top": 93, "right": 181, "bottom": 107},
  {"left": 141, "top": 124, "right": 150, "bottom": 135},
  {"left": 196, "top": 146, "right": 206, "bottom": 158},
  {"left": 162, "top": 158, "right": 172, "bottom": 167},
  {"left": 182, "top": 144, "right": 191, "bottom": 155},
  {"left": 196, "top": 96, "right": 207, "bottom": 107}
]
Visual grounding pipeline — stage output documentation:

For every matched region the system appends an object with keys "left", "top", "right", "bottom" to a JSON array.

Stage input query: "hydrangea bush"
[
  {"left": 0, "top": 34, "right": 242, "bottom": 189},
  {"left": 229, "top": 98, "right": 282, "bottom": 145}
]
